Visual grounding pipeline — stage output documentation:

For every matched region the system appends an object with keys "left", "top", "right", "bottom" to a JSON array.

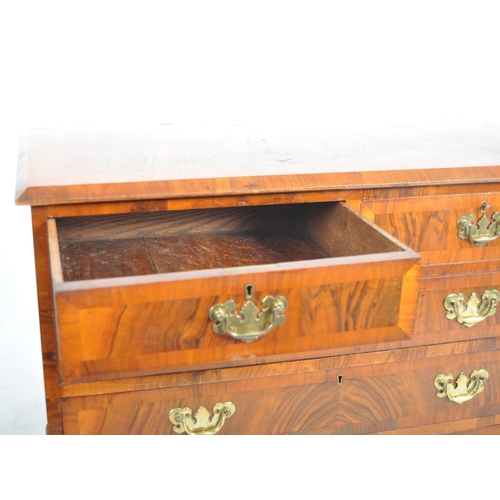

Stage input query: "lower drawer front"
[{"left": 61, "top": 341, "right": 500, "bottom": 434}]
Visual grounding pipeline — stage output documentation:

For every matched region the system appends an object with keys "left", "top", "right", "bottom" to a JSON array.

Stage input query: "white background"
[{"left": 1, "top": 0, "right": 499, "bottom": 495}]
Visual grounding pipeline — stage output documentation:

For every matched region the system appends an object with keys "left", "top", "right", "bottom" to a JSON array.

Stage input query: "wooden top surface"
[{"left": 15, "top": 121, "right": 500, "bottom": 205}]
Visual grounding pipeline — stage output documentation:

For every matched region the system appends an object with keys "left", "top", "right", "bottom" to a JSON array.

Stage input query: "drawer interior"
[{"left": 53, "top": 202, "right": 403, "bottom": 282}]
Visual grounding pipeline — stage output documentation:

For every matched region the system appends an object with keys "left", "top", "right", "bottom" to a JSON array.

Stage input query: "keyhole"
[
  {"left": 337, "top": 374, "right": 343, "bottom": 385},
  {"left": 245, "top": 284, "right": 254, "bottom": 299},
  {"left": 481, "top": 201, "right": 489, "bottom": 213}
]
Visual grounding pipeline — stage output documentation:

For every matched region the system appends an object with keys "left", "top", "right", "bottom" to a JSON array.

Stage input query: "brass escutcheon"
[
  {"left": 457, "top": 201, "right": 500, "bottom": 247},
  {"left": 434, "top": 370, "right": 489, "bottom": 404},
  {"left": 169, "top": 402, "right": 236, "bottom": 435},
  {"left": 209, "top": 285, "right": 287, "bottom": 343},
  {"left": 444, "top": 290, "right": 500, "bottom": 327}
]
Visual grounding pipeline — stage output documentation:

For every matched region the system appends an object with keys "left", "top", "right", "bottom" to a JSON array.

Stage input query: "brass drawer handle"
[
  {"left": 457, "top": 202, "right": 500, "bottom": 247},
  {"left": 210, "top": 285, "right": 287, "bottom": 343},
  {"left": 434, "top": 370, "right": 489, "bottom": 404},
  {"left": 169, "top": 402, "right": 236, "bottom": 435},
  {"left": 444, "top": 290, "right": 500, "bottom": 327}
]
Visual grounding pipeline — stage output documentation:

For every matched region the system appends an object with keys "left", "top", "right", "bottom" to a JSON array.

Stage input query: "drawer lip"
[
  {"left": 51, "top": 249, "right": 419, "bottom": 294},
  {"left": 47, "top": 203, "right": 421, "bottom": 384}
]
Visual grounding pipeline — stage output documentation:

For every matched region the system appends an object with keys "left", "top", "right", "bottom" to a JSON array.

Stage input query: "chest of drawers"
[{"left": 16, "top": 123, "right": 500, "bottom": 434}]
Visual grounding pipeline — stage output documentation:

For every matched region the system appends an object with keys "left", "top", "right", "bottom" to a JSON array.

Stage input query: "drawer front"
[
  {"left": 60, "top": 341, "right": 500, "bottom": 435},
  {"left": 415, "top": 272, "right": 500, "bottom": 340},
  {"left": 49, "top": 203, "right": 420, "bottom": 384},
  {"left": 53, "top": 256, "right": 418, "bottom": 383},
  {"left": 361, "top": 193, "right": 500, "bottom": 273}
]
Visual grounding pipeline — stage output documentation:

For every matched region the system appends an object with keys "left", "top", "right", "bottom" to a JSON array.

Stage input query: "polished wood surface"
[
  {"left": 60, "top": 338, "right": 500, "bottom": 434},
  {"left": 416, "top": 272, "right": 500, "bottom": 335},
  {"left": 58, "top": 336, "right": 500, "bottom": 397},
  {"left": 375, "top": 415, "right": 500, "bottom": 435},
  {"left": 18, "top": 125, "right": 500, "bottom": 434},
  {"left": 34, "top": 188, "right": 500, "bottom": 432},
  {"left": 15, "top": 123, "right": 500, "bottom": 206},
  {"left": 49, "top": 209, "right": 418, "bottom": 382},
  {"left": 31, "top": 207, "right": 63, "bottom": 434},
  {"left": 449, "top": 423, "right": 500, "bottom": 435},
  {"left": 361, "top": 192, "right": 500, "bottom": 273},
  {"left": 54, "top": 277, "right": 409, "bottom": 383},
  {"left": 47, "top": 266, "right": 500, "bottom": 396}
]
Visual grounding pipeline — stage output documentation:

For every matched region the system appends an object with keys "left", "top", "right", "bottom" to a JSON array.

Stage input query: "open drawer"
[{"left": 47, "top": 202, "right": 420, "bottom": 384}]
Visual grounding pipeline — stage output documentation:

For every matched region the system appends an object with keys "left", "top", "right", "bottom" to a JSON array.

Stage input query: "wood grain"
[
  {"left": 47, "top": 219, "right": 64, "bottom": 284},
  {"left": 145, "top": 233, "right": 327, "bottom": 273},
  {"left": 449, "top": 423, "right": 500, "bottom": 434},
  {"left": 44, "top": 196, "right": 500, "bottom": 393},
  {"left": 54, "top": 202, "right": 404, "bottom": 280},
  {"left": 361, "top": 192, "right": 500, "bottom": 270},
  {"left": 16, "top": 125, "right": 500, "bottom": 435},
  {"left": 53, "top": 268, "right": 413, "bottom": 383},
  {"left": 60, "top": 339, "right": 500, "bottom": 434},
  {"left": 374, "top": 414, "right": 500, "bottom": 434},
  {"left": 59, "top": 239, "right": 157, "bottom": 281},
  {"left": 414, "top": 273, "right": 500, "bottom": 341},
  {"left": 23, "top": 181, "right": 500, "bottom": 221},
  {"left": 31, "top": 207, "right": 63, "bottom": 434},
  {"left": 31, "top": 192, "right": 499, "bottom": 433},
  {"left": 55, "top": 204, "right": 306, "bottom": 240},
  {"left": 59, "top": 337, "right": 500, "bottom": 397},
  {"left": 15, "top": 123, "right": 500, "bottom": 205}
]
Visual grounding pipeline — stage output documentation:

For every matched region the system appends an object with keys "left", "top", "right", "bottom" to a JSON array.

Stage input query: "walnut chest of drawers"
[{"left": 15, "top": 123, "right": 500, "bottom": 435}]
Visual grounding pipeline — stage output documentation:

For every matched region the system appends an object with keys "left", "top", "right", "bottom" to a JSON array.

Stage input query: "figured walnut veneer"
[
  {"left": 16, "top": 124, "right": 500, "bottom": 434},
  {"left": 47, "top": 202, "right": 418, "bottom": 384}
]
